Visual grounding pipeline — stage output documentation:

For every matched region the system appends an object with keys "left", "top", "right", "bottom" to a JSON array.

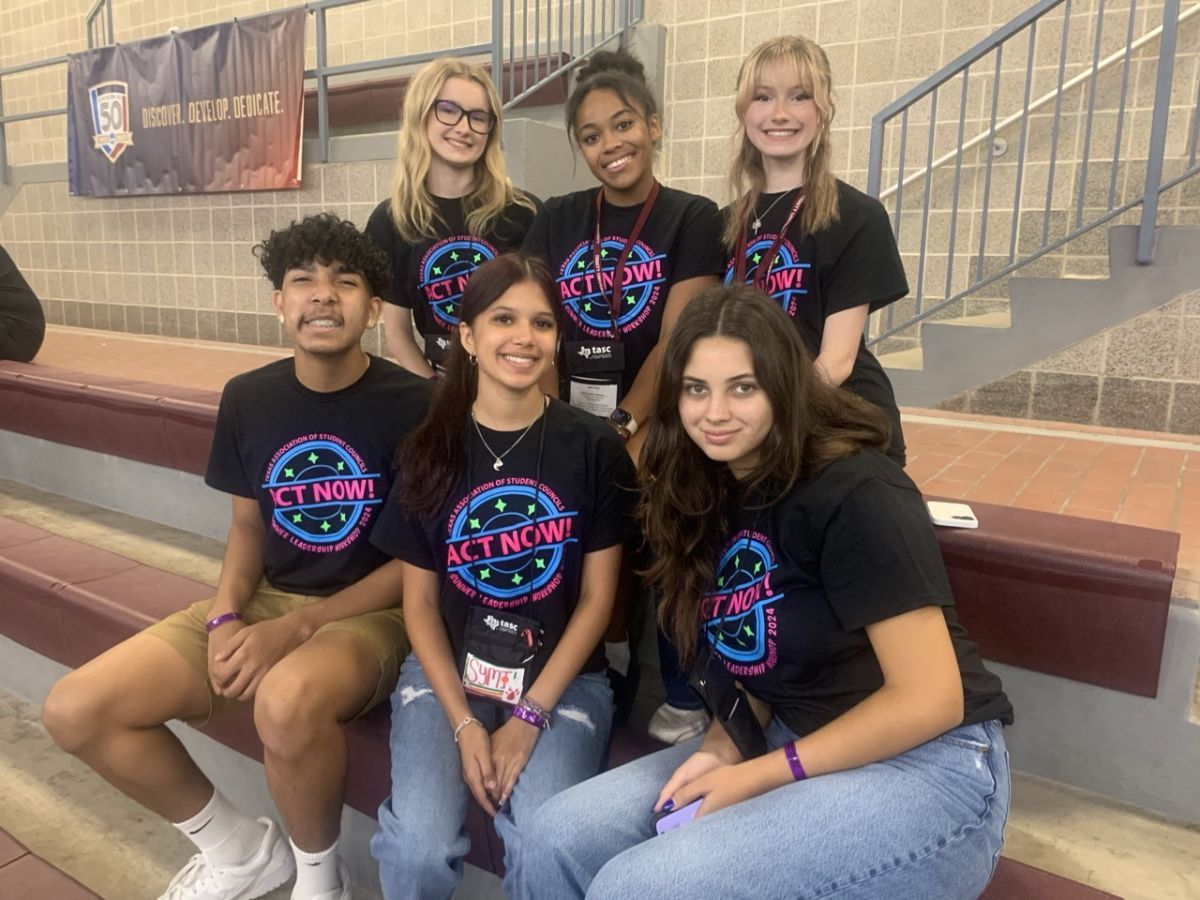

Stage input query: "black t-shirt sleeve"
[
  {"left": 365, "top": 201, "right": 412, "bottom": 308},
  {"left": 369, "top": 487, "right": 439, "bottom": 570},
  {"left": 817, "top": 477, "right": 952, "bottom": 632},
  {"left": 584, "top": 431, "right": 639, "bottom": 552},
  {"left": 822, "top": 196, "right": 909, "bottom": 316},
  {"left": 521, "top": 205, "right": 553, "bottom": 263},
  {"left": 204, "top": 386, "right": 254, "bottom": 498},
  {"left": 670, "top": 196, "right": 725, "bottom": 283}
]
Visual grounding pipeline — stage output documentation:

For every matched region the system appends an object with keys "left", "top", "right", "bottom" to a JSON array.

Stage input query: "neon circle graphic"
[
  {"left": 419, "top": 237, "right": 498, "bottom": 330},
  {"left": 559, "top": 238, "right": 665, "bottom": 333},
  {"left": 705, "top": 535, "right": 779, "bottom": 664},
  {"left": 263, "top": 438, "right": 380, "bottom": 545},
  {"left": 447, "top": 483, "right": 577, "bottom": 602},
  {"left": 723, "top": 236, "right": 809, "bottom": 318}
]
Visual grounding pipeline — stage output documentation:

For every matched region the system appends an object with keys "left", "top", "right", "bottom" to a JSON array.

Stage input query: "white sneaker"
[
  {"left": 648, "top": 702, "right": 710, "bottom": 744},
  {"left": 159, "top": 818, "right": 295, "bottom": 900},
  {"left": 295, "top": 860, "right": 352, "bottom": 900}
]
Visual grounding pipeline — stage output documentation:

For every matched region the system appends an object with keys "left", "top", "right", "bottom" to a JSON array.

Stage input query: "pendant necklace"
[
  {"left": 752, "top": 187, "right": 798, "bottom": 233},
  {"left": 471, "top": 399, "right": 545, "bottom": 471}
]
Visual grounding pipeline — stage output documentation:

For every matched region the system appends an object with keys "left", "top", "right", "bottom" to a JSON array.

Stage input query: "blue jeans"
[
  {"left": 511, "top": 718, "right": 1010, "bottom": 900},
  {"left": 371, "top": 654, "right": 613, "bottom": 900}
]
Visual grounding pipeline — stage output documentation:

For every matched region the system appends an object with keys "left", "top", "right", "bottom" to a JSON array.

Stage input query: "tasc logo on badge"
[{"left": 88, "top": 81, "right": 134, "bottom": 163}]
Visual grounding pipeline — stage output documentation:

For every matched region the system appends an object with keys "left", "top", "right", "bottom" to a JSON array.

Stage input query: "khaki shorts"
[{"left": 143, "top": 584, "right": 408, "bottom": 725}]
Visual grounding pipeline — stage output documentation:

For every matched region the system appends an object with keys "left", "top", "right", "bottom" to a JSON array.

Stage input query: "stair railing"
[{"left": 865, "top": 0, "right": 1200, "bottom": 348}]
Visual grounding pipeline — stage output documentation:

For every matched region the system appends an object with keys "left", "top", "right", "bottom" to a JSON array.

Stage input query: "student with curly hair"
[
  {"left": 42, "top": 214, "right": 432, "bottom": 900},
  {"left": 367, "top": 58, "right": 539, "bottom": 377},
  {"left": 515, "top": 286, "right": 1012, "bottom": 900}
]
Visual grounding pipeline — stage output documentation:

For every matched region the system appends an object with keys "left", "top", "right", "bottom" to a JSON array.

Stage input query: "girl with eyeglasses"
[
  {"left": 368, "top": 255, "right": 637, "bottom": 900},
  {"left": 724, "top": 36, "right": 909, "bottom": 466},
  {"left": 367, "top": 58, "right": 539, "bottom": 378}
]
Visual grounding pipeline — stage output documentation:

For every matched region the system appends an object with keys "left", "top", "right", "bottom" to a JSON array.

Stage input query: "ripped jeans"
[{"left": 370, "top": 653, "right": 613, "bottom": 900}]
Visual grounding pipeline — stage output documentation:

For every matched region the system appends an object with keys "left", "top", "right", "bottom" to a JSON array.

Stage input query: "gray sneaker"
[{"left": 648, "top": 703, "right": 710, "bottom": 744}]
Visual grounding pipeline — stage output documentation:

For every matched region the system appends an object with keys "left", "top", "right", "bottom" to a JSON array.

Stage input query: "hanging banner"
[{"left": 67, "top": 8, "right": 306, "bottom": 196}]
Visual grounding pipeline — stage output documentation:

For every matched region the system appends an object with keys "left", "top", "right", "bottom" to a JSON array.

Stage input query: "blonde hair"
[
  {"left": 724, "top": 36, "right": 840, "bottom": 248},
  {"left": 387, "top": 58, "right": 534, "bottom": 243}
]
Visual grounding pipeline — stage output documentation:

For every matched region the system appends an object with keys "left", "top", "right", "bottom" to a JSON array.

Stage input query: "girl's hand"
[
  {"left": 653, "top": 750, "right": 727, "bottom": 813},
  {"left": 490, "top": 717, "right": 540, "bottom": 807},
  {"left": 457, "top": 722, "right": 499, "bottom": 816},
  {"left": 661, "top": 757, "right": 778, "bottom": 820}
]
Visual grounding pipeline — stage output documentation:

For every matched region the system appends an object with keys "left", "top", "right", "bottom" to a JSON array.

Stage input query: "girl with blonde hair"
[
  {"left": 724, "top": 36, "right": 909, "bottom": 465},
  {"left": 367, "top": 57, "right": 539, "bottom": 377}
]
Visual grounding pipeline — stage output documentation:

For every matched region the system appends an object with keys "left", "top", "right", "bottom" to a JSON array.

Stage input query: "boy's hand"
[{"left": 213, "top": 615, "right": 309, "bottom": 700}]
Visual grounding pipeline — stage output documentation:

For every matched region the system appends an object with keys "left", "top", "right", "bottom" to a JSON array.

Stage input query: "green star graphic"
[
  {"left": 292, "top": 513, "right": 302, "bottom": 524},
  {"left": 577, "top": 260, "right": 587, "bottom": 270},
  {"left": 626, "top": 293, "right": 636, "bottom": 305},
  {"left": 283, "top": 467, "right": 294, "bottom": 479},
  {"left": 511, "top": 573, "right": 523, "bottom": 585},
  {"left": 535, "top": 558, "right": 546, "bottom": 570},
  {"left": 433, "top": 266, "right": 442, "bottom": 276},
  {"left": 473, "top": 253, "right": 482, "bottom": 263},
  {"left": 527, "top": 504, "right": 536, "bottom": 515},
  {"left": 718, "top": 632, "right": 725, "bottom": 641},
  {"left": 754, "top": 561, "right": 762, "bottom": 574},
  {"left": 480, "top": 568, "right": 491, "bottom": 580},
  {"left": 469, "top": 517, "right": 480, "bottom": 530},
  {"left": 583, "top": 302, "right": 593, "bottom": 313},
  {"left": 734, "top": 554, "right": 741, "bottom": 568},
  {"left": 340, "top": 513, "right": 347, "bottom": 522},
  {"left": 447, "top": 304, "right": 455, "bottom": 315},
  {"left": 774, "top": 255, "right": 782, "bottom": 265},
  {"left": 743, "top": 624, "right": 754, "bottom": 637},
  {"left": 600, "top": 248, "right": 609, "bottom": 258},
  {"left": 307, "top": 452, "right": 319, "bottom": 464},
  {"left": 717, "top": 576, "right": 724, "bottom": 587},
  {"left": 320, "top": 520, "right": 331, "bottom": 533},
  {"left": 494, "top": 499, "right": 507, "bottom": 512},
  {"left": 450, "top": 251, "right": 459, "bottom": 261},
  {"left": 336, "top": 461, "right": 344, "bottom": 472},
  {"left": 752, "top": 252, "right": 762, "bottom": 264}
]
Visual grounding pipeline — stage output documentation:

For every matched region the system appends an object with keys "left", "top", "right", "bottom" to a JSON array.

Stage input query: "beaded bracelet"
[
  {"left": 205, "top": 611, "right": 244, "bottom": 633},
  {"left": 784, "top": 741, "right": 808, "bottom": 781},
  {"left": 453, "top": 716, "right": 483, "bottom": 743}
]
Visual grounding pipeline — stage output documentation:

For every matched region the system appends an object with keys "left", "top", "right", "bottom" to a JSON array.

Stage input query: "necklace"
[
  {"left": 471, "top": 398, "right": 545, "bottom": 471},
  {"left": 751, "top": 187, "right": 798, "bottom": 233}
]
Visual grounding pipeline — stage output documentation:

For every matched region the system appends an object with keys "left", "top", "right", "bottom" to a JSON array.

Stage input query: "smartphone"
[
  {"left": 927, "top": 500, "right": 979, "bottom": 529},
  {"left": 654, "top": 798, "right": 702, "bottom": 836}
]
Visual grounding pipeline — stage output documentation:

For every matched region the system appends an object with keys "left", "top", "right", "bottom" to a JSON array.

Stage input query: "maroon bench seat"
[
  {"left": 0, "top": 515, "right": 1124, "bottom": 897},
  {"left": 0, "top": 361, "right": 1179, "bottom": 698}
]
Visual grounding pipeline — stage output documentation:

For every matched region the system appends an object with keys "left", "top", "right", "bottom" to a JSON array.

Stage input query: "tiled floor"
[{"left": 28, "top": 325, "right": 1200, "bottom": 597}]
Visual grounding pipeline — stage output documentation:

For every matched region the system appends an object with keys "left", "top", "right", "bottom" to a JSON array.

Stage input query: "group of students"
[{"left": 39, "top": 34, "right": 1013, "bottom": 900}]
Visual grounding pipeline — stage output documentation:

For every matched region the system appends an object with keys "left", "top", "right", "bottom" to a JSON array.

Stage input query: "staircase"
[{"left": 867, "top": 0, "right": 1200, "bottom": 411}]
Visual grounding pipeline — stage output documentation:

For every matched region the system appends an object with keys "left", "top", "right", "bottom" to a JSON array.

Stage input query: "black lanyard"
[
  {"left": 733, "top": 189, "right": 806, "bottom": 292},
  {"left": 591, "top": 181, "right": 660, "bottom": 341}
]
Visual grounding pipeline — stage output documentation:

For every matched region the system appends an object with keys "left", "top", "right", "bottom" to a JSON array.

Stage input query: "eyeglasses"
[{"left": 432, "top": 99, "right": 496, "bottom": 134}]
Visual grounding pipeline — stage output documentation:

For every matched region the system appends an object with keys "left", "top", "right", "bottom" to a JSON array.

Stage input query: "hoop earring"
[{"left": 468, "top": 354, "right": 477, "bottom": 367}]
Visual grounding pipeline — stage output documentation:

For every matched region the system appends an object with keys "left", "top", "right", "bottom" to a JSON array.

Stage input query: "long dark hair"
[
  {"left": 640, "top": 284, "right": 889, "bottom": 664},
  {"left": 397, "top": 253, "right": 560, "bottom": 518}
]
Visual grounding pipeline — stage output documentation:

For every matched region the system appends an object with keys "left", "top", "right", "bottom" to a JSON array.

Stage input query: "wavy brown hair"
[
  {"left": 723, "top": 36, "right": 840, "bottom": 249},
  {"left": 640, "top": 284, "right": 889, "bottom": 665},
  {"left": 396, "top": 253, "right": 560, "bottom": 518}
]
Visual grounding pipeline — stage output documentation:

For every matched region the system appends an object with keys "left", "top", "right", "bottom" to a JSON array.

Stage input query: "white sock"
[
  {"left": 290, "top": 837, "right": 341, "bottom": 899},
  {"left": 172, "top": 790, "right": 268, "bottom": 867}
]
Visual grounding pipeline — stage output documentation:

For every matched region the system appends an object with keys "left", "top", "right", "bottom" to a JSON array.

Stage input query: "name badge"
[
  {"left": 462, "top": 652, "right": 525, "bottom": 705},
  {"left": 564, "top": 340, "right": 625, "bottom": 376},
  {"left": 568, "top": 378, "right": 619, "bottom": 417}
]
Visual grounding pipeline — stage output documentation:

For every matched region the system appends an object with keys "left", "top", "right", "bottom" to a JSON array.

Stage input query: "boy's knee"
[
  {"left": 42, "top": 675, "right": 104, "bottom": 753},
  {"left": 253, "top": 670, "right": 329, "bottom": 753}
]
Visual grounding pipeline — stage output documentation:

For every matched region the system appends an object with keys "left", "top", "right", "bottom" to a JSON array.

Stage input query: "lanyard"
[
  {"left": 733, "top": 189, "right": 806, "bottom": 292},
  {"left": 592, "top": 181, "right": 660, "bottom": 341}
]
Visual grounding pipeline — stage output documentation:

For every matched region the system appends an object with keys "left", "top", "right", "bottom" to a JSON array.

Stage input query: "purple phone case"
[{"left": 654, "top": 799, "right": 702, "bottom": 835}]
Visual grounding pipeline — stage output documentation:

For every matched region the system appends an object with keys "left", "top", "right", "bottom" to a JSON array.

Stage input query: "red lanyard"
[
  {"left": 592, "top": 181, "right": 660, "bottom": 340},
  {"left": 733, "top": 189, "right": 806, "bottom": 292}
]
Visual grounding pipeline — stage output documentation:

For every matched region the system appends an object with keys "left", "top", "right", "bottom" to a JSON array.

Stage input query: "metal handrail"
[
  {"left": 85, "top": 0, "right": 114, "bottom": 50},
  {"left": 865, "top": 0, "right": 1199, "bottom": 348},
  {"left": 0, "top": 0, "right": 644, "bottom": 182}
]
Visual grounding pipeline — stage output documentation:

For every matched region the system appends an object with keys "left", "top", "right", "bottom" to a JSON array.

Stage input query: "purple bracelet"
[
  {"left": 784, "top": 741, "right": 808, "bottom": 781},
  {"left": 205, "top": 611, "right": 244, "bottom": 633},
  {"left": 512, "top": 703, "right": 548, "bottom": 730}
]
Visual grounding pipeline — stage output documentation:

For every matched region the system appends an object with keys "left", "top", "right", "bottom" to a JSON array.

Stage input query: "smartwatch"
[{"left": 608, "top": 407, "right": 638, "bottom": 439}]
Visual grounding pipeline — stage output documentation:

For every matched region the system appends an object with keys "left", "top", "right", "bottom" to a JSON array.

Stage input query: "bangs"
[{"left": 736, "top": 38, "right": 830, "bottom": 113}]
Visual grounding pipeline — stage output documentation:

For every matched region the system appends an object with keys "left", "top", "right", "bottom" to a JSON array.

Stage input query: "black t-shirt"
[
  {"left": 723, "top": 181, "right": 907, "bottom": 454},
  {"left": 371, "top": 399, "right": 638, "bottom": 676},
  {"left": 700, "top": 449, "right": 1012, "bottom": 737},
  {"left": 0, "top": 245, "right": 45, "bottom": 335},
  {"left": 205, "top": 356, "right": 432, "bottom": 596},
  {"left": 365, "top": 194, "right": 539, "bottom": 358},
  {"left": 523, "top": 186, "right": 724, "bottom": 394}
]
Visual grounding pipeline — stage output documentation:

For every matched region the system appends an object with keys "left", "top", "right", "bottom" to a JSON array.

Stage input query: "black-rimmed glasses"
[{"left": 432, "top": 99, "right": 496, "bottom": 134}]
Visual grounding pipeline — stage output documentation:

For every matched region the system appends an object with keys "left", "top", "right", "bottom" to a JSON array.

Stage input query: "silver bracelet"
[{"left": 453, "top": 715, "right": 483, "bottom": 743}]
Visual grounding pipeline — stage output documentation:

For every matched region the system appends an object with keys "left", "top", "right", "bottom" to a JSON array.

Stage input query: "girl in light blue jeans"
[{"left": 513, "top": 284, "right": 1013, "bottom": 899}]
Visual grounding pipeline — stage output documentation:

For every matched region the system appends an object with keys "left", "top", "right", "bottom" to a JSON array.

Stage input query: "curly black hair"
[{"left": 254, "top": 213, "right": 390, "bottom": 296}]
